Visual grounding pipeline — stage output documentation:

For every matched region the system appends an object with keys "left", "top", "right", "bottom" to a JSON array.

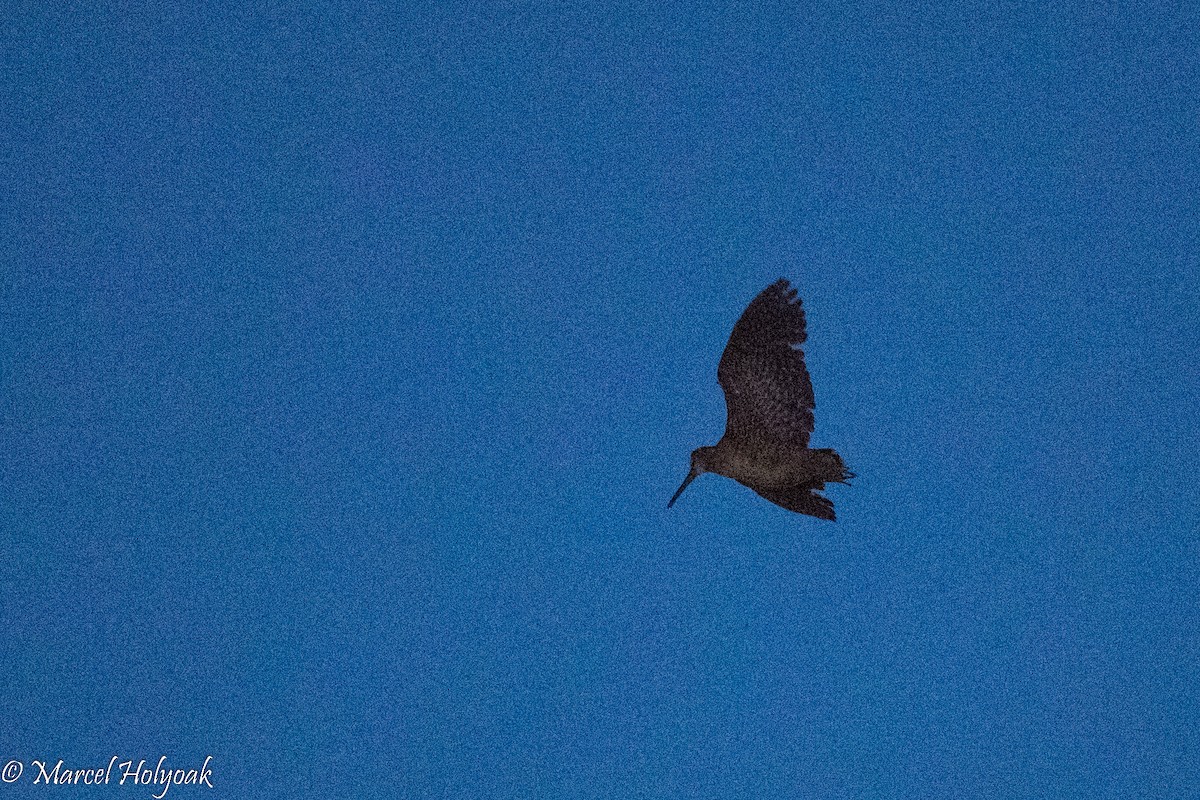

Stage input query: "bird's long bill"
[{"left": 667, "top": 470, "right": 698, "bottom": 508}]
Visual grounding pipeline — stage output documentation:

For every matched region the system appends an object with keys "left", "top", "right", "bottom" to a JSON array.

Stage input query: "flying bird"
[{"left": 668, "top": 279, "right": 853, "bottom": 520}]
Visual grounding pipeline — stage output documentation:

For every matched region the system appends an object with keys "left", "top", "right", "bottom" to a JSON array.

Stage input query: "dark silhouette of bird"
[{"left": 668, "top": 279, "right": 853, "bottom": 520}]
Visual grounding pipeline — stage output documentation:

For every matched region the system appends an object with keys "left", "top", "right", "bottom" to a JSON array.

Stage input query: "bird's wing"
[
  {"left": 752, "top": 483, "right": 836, "bottom": 521},
  {"left": 717, "top": 279, "right": 816, "bottom": 449}
]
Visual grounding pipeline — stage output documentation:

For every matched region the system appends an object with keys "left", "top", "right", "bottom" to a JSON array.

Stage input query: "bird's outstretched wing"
[
  {"left": 752, "top": 483, "right": 836, "bottom": 521},
  {"left": 717, "top": 279, "right": 816, "bottom": 449}
]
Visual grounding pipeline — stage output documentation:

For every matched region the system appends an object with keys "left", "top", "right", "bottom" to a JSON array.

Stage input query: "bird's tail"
[{"left": 815, "top": 448, "right": 854, "bottom": 484}]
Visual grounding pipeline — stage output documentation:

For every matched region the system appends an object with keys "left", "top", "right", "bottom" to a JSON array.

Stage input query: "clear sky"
[{"left": 3, "top": 1, "right": 1198, "bottom": 797}]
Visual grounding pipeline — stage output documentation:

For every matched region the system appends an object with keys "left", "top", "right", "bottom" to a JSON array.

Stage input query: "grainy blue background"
[{"left": 3, "top": 2, "right": 1198, "bottom": 797}]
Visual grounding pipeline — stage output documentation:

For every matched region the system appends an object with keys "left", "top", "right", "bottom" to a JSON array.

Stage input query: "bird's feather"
[
  {"left": 717, "top": 279, "right": 816, "bottom": 450},
  {"left": 751, "top": 483, "right": 836, "bottom": 521}
]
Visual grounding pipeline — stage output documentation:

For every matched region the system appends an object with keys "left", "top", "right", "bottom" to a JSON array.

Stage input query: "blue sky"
[{"left": 3, "top": 1, "right": 1198, "bottom": 797}]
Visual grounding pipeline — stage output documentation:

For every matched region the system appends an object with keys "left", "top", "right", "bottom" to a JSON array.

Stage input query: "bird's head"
[{"left": 667, "top": 446, "right": 717, "bottom": 508}]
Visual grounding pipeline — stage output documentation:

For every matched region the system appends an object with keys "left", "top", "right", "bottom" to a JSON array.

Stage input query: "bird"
[{"left": 668, "top": 279, "right": 853, "bottom": 520}]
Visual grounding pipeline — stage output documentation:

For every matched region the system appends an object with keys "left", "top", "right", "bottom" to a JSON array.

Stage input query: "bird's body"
[
  {"left": 669, "top": 279, "right": 852, "bottom": 521},
  {"left": 696, "top": 442, "right": 844, "bottom": 491}
]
